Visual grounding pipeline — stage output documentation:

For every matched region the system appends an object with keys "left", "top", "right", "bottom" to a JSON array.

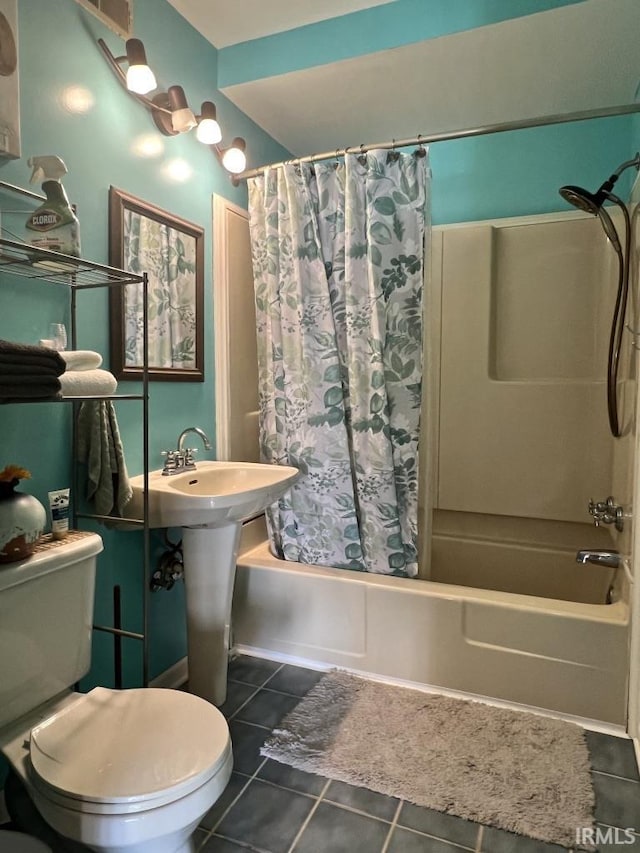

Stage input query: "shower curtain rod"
[{"left": 232, "top": 102, "right": 640, "bottom": 183}]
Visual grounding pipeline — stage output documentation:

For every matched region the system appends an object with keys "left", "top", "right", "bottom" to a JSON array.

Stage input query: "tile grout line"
[
  {"left": 201, "top": 756, "right": 270, "bottom": 843},
  {"left": 227, "top": 683, "right": 267, "bottom": 722},
  {"left": 591, "top": 768, "right": 640, "bottom": 784},
  {"left": 387, "top": 823, "right": 478, "bottom": 852},
  {"left": 475, "top": 824, "right": 484, "bottom": 853},
  {"left": 226, "top": 660, "right": 285, "bottom": 719},
  {"left": 260, "top": 662, "right": 285, "bottom": 689},
  {"left": 380, "top": 798, "right": 404, "bottom": 853},
  {"left": 287, "top": 778, "right": 332, "bottom": 853}
]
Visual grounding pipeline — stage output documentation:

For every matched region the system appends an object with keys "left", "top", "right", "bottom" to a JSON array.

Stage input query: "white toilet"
[{"left": 0, "top": 533, "right": 233, "bottom": 853}]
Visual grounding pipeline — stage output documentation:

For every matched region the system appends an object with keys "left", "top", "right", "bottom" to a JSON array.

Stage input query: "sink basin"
[{"left": 128, "top": 461, "right": 299, "bottom": 528}]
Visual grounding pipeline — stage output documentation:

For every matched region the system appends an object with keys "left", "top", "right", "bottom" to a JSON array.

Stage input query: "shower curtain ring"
[
  {"left": 387, "top": 139, "right": 399, "bottom": 163},
  {"left": 416, "top": 134, "right": 427, "bottom": 158},
  {"left": 358, "top": 143, "right": 367, "bottom": 165}
]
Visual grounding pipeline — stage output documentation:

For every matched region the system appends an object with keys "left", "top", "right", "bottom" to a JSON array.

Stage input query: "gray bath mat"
[{"left": 261, "top": 671, "right": 595, "bottom": 849}]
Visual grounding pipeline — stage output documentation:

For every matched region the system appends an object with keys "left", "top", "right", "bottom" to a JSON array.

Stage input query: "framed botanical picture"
[{"left": 0, "top": 0, "right": 20, "bottom": 159}]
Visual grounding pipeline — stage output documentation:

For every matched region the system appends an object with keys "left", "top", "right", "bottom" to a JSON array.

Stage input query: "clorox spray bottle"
[{"left": 25, "top": 155, "right": 81, "bottom": 257}]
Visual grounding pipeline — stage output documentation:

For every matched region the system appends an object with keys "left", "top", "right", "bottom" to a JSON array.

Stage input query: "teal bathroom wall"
[
  {"left": 0, "top": 0, "right": 637, "bottom": 703},
  {"left": 0, "top": 0, "right": 290, "bottom": 693},
  {"left": 430, "top": 114, "right": 637, "bottom": 226}
]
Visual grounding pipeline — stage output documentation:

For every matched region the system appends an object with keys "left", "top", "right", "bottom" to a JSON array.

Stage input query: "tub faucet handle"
[{"left": 588, "top": 496, "right": 624, "bottom": 532}]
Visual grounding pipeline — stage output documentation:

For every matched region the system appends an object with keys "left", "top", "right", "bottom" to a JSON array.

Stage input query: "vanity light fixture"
[{"left": 97, "top": 37, "right": 247, "bottom": 176}]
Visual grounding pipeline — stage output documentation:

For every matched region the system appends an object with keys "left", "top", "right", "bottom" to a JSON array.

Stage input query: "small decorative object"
[{"left": 0, "top": 464, "right": 46, "bottom": 563}]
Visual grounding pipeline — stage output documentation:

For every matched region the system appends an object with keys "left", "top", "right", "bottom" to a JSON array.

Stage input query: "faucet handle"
[
  {"left": 161, "top": 449, "right": 178, "bottom": 475},
  {"left": 161, "top": 450, "right": 186, "bottom": 475},
  {"left": 588, "top": 496, "right": 624, "bottom": 532},
  {"left": 183, "top": 448, "right": 198, "bottom": 469}
]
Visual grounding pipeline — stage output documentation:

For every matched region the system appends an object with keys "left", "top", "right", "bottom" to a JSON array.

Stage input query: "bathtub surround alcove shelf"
[{"left": 0, "top": 179, "right": 152, "bottom": 687}]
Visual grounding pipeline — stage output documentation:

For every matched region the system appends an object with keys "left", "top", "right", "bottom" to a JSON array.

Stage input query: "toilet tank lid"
[
  {"left": 0, "top": 532, "right": 103, "bottom": 593},
  {"left": 30, "top": 687, "right": 230, "bottom": 805}
]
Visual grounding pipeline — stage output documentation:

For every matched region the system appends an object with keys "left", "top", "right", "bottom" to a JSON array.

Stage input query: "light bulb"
[
  {"left": 222, "top": 138, "right": 247, "bottom": 174},
  {"left": 196, "top": 117, "right": 222, "bottom": 144},
  {"left": 126, "top": 64, "right": 157, "bottom": 95},
  {"left": 196, "top": 102, "right": 222, "bottom": 144},
  {"left": 124, "top": 39, "right": 157, "bottom": 95}
]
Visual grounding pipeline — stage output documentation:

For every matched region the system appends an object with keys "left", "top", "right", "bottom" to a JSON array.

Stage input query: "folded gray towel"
[
  {"left": 0, "top": 390, "right": 63, "bottom": 402},
  {"left": 0, "top": 374, "right": 62, "bottom": 398},
  {"left": 76, "top": 401, "right": 133, "bottom": 517},
  {"left": 0, "top": 340, "right": 66, "bottom": 374},
  {"left": 0, "top": 362, "right": 62, "bottom": 377}
]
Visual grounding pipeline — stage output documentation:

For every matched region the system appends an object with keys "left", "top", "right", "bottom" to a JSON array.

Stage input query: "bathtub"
[{"left": 233, "top": 516, "right": 630, "bottom": 726}]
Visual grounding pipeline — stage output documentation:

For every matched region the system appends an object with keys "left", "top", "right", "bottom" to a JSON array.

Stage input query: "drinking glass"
[{"left": 49, "top": 323, "right": 67, "bottom": 351}]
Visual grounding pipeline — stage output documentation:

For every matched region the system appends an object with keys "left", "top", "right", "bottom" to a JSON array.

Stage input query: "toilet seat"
[{"left": 28, "top": 687, "right": 231, "bottom": 816}]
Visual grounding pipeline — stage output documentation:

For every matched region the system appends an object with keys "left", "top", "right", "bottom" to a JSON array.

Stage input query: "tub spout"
[{"left": 576, "top": 549, "right": 620, "bottom": 568}]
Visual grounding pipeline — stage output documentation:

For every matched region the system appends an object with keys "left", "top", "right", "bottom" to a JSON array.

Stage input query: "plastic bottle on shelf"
[{"left": 25, "top": 155, "right": 80, "bottom": 258}]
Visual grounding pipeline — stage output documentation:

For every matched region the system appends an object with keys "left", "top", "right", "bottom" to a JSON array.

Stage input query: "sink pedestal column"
[{"left": 182, "top": 523, "right": 242, "bottom": 706}]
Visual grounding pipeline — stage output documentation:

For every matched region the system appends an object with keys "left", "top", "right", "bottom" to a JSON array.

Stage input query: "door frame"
[{"left": 212, "top": 194, "right": 250, "bottom": 461}]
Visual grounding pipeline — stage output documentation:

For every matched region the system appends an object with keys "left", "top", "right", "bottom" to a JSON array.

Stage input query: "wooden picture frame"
[{"left": 109, "top": 186, "right": 204, "bottom": 382}]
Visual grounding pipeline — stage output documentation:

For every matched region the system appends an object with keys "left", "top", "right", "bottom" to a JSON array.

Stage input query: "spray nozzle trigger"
[{"left": 28, "top": 155, "right": 68, "bottom": 184}]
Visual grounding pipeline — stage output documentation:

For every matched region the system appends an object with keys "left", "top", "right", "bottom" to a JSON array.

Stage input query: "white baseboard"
[{"left": 150, "top": 657, "right": 188, "bottom": 690}]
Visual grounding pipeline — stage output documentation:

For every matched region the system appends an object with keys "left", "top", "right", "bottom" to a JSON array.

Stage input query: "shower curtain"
[{"left": 247, "top": 150, "right": 430, "bottom": 577}]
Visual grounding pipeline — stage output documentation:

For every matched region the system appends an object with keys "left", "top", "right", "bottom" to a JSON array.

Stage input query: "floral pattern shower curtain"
[{"left": 248, "top": 150, "right": 430, "bottom": 577}]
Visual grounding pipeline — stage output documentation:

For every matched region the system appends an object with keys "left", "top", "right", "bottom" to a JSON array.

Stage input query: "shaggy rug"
[{"left": 261, "top": 671, "right": 595, "bottom": 849}]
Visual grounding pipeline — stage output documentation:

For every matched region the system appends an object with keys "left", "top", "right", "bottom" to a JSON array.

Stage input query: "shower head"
[
  {"left": 559, "top": 182, "right": 621, "bottom": 249},
  {"left": 559, "top": 152, "right": 640, "bottom": 215},
  {"left": 558, "top": 184, "right": 605, "bottom": 215}
]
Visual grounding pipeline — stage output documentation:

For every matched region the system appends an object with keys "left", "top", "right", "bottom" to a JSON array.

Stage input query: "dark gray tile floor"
[
  {"left": 195, "top": 656, "right": 640, "bottom": 853},
  {"left": 2, "top": 656, "right": 639, "bottom": 853}
]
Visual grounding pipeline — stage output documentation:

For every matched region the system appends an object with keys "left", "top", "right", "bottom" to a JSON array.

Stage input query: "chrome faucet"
[
  {"left": 178, "top": 426, "right": 212, "bottom": 453},
  {"left": 161, "top": 427, "right": 212, "bottom": 476},
  {"left": 576, "top": 549, "right": 620, "bottom": 568}
]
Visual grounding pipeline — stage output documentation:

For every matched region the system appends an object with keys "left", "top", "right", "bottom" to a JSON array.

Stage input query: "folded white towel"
[
  {"left": 61, "top": 350, "right": 103, "bottom": 371},
  {"left": 60, "top": 369, "right": 117, "bottom": 397}
]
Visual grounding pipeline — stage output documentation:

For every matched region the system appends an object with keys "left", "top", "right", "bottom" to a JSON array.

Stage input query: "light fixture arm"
[{"left": 96, "top": 37, "right": 246, "bottom": 176}]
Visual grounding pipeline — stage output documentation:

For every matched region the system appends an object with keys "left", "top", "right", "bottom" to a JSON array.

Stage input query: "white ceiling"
[
  {"left": 165, "top": 0, "right": 639, "bottom": 165},
  {"left": 166, "top": 0, "right": 395, "bottom": 48}
]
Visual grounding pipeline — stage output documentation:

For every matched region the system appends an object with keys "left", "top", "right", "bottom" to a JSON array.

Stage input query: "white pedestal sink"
[{"left": 128, "top": 461, "right": 299, "bottom": 705}]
